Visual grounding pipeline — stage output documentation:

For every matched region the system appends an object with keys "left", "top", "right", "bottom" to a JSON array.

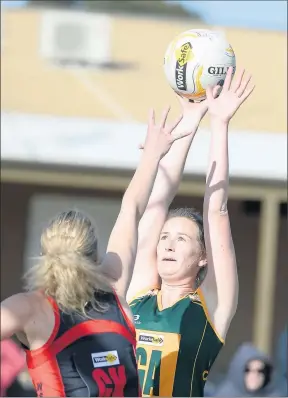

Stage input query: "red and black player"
[{"left": 0, "top": 107, "right": 185, "bottom": 397}]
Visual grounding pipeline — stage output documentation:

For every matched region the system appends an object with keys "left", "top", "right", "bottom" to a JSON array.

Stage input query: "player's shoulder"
[
  {"left": 2, "top": 291, "right": 33, "bottom": 307},
  {"left": 128, "top": 287, "right": 159, "bottom": 306},
  {"left": 1, "top": 292, "right": 42, "bottom": 330}
]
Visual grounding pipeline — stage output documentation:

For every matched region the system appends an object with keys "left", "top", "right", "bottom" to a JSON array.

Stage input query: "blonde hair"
[{"left": 23, "top": 210, "right": 112, "bottom": 315}]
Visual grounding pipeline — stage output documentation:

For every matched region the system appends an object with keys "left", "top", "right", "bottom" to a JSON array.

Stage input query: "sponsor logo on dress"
[
  {"left": 134, "top": 314, "right": 141, "bottom": 324},
  {"left": 91, "top": 350, "right": 120, "bottom": 368},
  {"left": 138, "top": 333, "right": 164, "bottom": 346}
]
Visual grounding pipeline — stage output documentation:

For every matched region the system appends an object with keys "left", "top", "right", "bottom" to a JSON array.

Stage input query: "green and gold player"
[{"left": 127, "top": 68, "right": 255, "bottom": 397}]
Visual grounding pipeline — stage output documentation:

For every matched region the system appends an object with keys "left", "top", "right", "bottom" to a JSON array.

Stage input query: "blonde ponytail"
[
  {"left": 23, "top": 210, "right": 112, "bottom": 316},
  {"left": 24, "top": 252, "right": 112, "bottom": 315}
]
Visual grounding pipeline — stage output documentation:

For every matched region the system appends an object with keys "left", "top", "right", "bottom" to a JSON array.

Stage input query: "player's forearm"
[
  {"left": 204, "top": 119, "right": 229, "bottom": 213},
  {"left": 122, "top": 149, "right": 161, "bottom": 219},
  {"left": 148, "top": 117, "right": 199, "bottom": 207}
]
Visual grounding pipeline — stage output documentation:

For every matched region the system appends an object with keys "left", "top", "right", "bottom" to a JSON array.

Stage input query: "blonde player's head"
[
  {"left": 23, "top": 210, "right": 111, "bottom": 315},
  {"left": 157, "top": 208, "right": 207, "bottom": 289}
]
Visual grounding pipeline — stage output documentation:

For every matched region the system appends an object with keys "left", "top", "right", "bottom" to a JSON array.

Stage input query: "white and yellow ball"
[{"left": 164, "top": 29, "right": 236, "bottom": 101}]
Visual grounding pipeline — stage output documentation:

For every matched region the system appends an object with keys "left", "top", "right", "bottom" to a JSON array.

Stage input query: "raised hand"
[
  {"left": 176, "top": 94, "right": 209, "bottom": 120},
  {"left": 172, "top": 86, "right": 221, "bottom": 140},
  {"left": 175, "top": 86, "right": 221, "bottom": 121},
  {"left": 206, "top": 67, "right": 255, "bottom": 123},
  {"left": 140, "top": 107, "right": 184, "bottom": 158}
]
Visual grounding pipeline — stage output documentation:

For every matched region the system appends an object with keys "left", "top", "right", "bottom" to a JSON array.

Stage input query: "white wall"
[{"left": 24, "top": 193, "right": 122, "bottom": 270}]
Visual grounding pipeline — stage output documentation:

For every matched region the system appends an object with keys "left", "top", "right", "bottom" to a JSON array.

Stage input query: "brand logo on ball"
[
  {"left": 208, "top": 65, "right": 236, "bottom": 76},
  {"left": 175, "top": 42, "right": 192, "bottom": 91},
  {"left": 225, "top": 46, "right": 235, "bottom": 58}
]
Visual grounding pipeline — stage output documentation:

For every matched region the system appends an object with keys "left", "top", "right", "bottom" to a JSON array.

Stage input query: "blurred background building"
[{"left": 1, "top": 0, "right": 287, "bottom": 390}]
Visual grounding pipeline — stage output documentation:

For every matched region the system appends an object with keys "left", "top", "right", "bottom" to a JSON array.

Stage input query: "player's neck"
[{"left": 160, "top": 281, "right": 194, "bottom": 309}]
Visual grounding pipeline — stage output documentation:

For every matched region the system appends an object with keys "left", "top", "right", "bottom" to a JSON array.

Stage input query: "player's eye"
[
  {"left": 177, "top": 236, "right": 185, "bottom": 242},
  {"left": 160, "top": 235, "right": 168, "bottom": 240}
]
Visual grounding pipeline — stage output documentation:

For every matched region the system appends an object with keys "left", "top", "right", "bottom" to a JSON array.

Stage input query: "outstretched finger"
[
  {"left": 167, "top": 114, "right": 183, "bottom": 134},
  {"left": 231, "top": 68, "right": 245, "bottom": 93},
  {"left": 239, "top": 84, "right": 255, "bottom": 103},
  {"left": 222, "top": 66, "right": 234, "bottom": 91},
  {"left": 206, "top": 85, "right": 214, "bottom": 102},
  {"left": 236, "top": 74, "right": 252, "bottom": 98},
  {"left": 159, "top": 106, "right": 171, "bottom": 128},
  {"left": 148, "top": 108, "right": 155, "bottom": 127},
  {"left": 212, "top": 85, "right": 221, "bottom": 98}
]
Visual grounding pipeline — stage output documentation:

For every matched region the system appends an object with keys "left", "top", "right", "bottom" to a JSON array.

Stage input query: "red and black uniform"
[{"left": 22, "top": 292, "right": 140, "bottom": 397}]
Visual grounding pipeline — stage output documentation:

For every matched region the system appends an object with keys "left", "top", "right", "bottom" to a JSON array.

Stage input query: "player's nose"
[{"left": 165, "top": 243, "right": 175, "bottom": 252}]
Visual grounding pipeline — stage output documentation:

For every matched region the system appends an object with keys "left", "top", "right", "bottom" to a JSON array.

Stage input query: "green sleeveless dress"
[{"left": 129, "top": 288, "right": 223, "bottom": 397}]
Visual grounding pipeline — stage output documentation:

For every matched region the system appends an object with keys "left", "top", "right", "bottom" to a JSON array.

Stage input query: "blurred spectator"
[
  {"left": 213, "top": 342, "right": 286, "bottom": 396},
  {"left": 204, "top": 380, "right": 217, "bottom": 397},
  {"left": 0, "top": 339, "right": 26, "bottom": 396},
  {"left": 275, "top": 325, "right": 287, "bottom": 395}
]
